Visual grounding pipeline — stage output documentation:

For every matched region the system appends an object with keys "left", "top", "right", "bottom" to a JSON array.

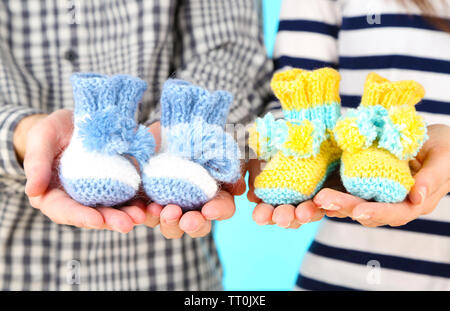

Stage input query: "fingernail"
[
  {"left": 281, "top": 221, "right": 291, "bottom": 228},
  {"left": 185, "top": 224, "right": 199, "bottom": 233},
  {"left": 418, "top": 187, "right": 427, "bottom": 205},
  {"left": 353, "top": 214, "right": 370, "bottom": 220},
  {"left": 296, "top": 208, "right": 311, "bottom": 224},
  {"left": 83, "top": 216, "right": 100, "bottom": 229},
  {"left": 113, "top": 226, "right": 128, "bottom": 234},
  {"left": 256, "top": 220, "right": 269, "bottom": 226},
  {"left": 298, "top": 218, "right": 311, "bottom": 225},
  {"left": 204, "top": 212, "right": 219, "bottom": 221},
  {"left": 166, "top": 217, "right": 178, "bottom": 225},
  {"left": 86, "top": 223, "right": 101, "bottom": 229},
  {"left": 323, "top": 203, "right": 340, "bottom": 211}
]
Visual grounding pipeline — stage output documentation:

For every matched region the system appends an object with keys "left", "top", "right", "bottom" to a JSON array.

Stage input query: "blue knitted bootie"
[
  {"left": 59, "top": 73, "right": 155, "bottom": 207},
  {"left": 142, "top": 79, "right": 241, "bottom": 211}
]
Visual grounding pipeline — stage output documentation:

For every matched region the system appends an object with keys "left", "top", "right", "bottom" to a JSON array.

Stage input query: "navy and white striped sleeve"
[
  {"left": 273, "top": 0, "right": 341, "bottom": 71},
  {"left": 169, "top": 0, "right": 273, "bottom": 126},
  {"left": 0, "top": 104, "right": 44, "bottom": 179},
  {"left": 265, "top": 0, "right": 341, "bottom": 116}
]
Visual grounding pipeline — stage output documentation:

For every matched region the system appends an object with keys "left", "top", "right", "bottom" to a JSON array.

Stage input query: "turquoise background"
[{"left": 214, "top": 0, "right": 321, "bottom": 291}]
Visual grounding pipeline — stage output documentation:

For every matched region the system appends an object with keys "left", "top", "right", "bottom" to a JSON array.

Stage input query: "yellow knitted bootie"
[
  {"left": 334, "top": 73, "right": 428, "bottom": 203},
  {"left": 249, "top": 68, "right": 342, "bottom": 205}
]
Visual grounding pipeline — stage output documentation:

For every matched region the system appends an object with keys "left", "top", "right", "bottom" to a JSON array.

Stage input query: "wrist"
[{"left": 13, "top": 114, "right": 47, "bottom": 163}]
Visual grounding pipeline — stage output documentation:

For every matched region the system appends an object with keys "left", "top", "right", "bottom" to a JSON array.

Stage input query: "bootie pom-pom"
[
  {"left": 59, "top": 73, "right": 155, "bottom": 207},
  {"left": 281, "top": 119, "right": 326, "bottom": 158},
  {"left": 248, "top": 113, "right": 288, "bottom": 161},
  {"left": 334, "top": 105, "right": 387, "bottom": 153},
  {"left": 378, "top": 105, "right": 428, "bottom": 160},
  {"left": 142, "top": 79, "right": 241, "bottom": 211}
]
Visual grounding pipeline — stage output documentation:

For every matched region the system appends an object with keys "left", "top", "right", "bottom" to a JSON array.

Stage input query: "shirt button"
[{"left": 64, "top": 49, "right": 78, "bottom": 62}]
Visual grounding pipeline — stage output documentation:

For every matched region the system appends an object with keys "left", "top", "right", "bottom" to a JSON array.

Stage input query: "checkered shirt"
[{"left": 0, "top": 0, "right": 273, "bottom": 290}]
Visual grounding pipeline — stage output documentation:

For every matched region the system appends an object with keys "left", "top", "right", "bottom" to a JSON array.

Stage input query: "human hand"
[
  {"left": 247, "top": 159, "right": 326, "bottom": 229},
  {"left": 142, "top": 121, "right": 246, "bottom": 238},
  {"left": 144, "top": 185, "right": 245, "bottom": 239},
  {"left": 313, "top": 124, "right": 450, "bottom": 227},
  {"left": 19, "top": 109, "right": 148, "bottom": 233}
]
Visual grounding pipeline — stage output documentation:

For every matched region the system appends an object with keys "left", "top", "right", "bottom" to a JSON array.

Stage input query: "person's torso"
[
  {"left": 0, "top": 0, "right": 222, "bottom": 290},
  {"left": 299, "top": 0, "right": 450, "bottom": 290},
  {"left": 0, "top": 0, "right": 177, "bottom": 121}
]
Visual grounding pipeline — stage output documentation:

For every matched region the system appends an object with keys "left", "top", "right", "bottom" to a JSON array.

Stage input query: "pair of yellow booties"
[{"left": 249, "top": 68, "right": 428, "bottom": 205}]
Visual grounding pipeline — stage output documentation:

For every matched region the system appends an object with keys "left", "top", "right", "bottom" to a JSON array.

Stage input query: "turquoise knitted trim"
[
  {"left": 341, "top": 163, "right": 408, "bottom": 203},
  {"left": 337, "top": 105, "right": 428, "bottom": 160},
  {"left": 283, "top": 102, "right": 341, "bottom": 129},
  {"left": 255, "top": 161, "right": 339, "bottom": 206},
  {"left": 379, "top": 115, "right": 428, "bottom": 160},
  {"left": 253, "top": 113, "right": 288, "bottom": 161}
]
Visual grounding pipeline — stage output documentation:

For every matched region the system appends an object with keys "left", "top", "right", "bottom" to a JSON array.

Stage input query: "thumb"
[
  {"left": 247, "top": 159, "right": 263, "bottom": 203},
  {"left": 24, "top": 110, "right": 72, "bottom": 197},
  {"left": 24, "top": 119, "right": 57, "bottom": 197},
  {"left": 409, "top": 145, "right": 450, "bottom": 205},
  {"left": 147, "top": 121, "right": 161, "bottom": 152}
]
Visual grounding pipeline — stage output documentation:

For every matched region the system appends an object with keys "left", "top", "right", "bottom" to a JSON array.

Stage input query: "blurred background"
[{"left": 214, "top": 0, "right": 321, "bottom": 291}]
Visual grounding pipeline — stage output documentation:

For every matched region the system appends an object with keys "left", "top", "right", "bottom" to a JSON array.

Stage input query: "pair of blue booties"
[{"left": 59, "top": 73, "right": 241, "bottom": 211}]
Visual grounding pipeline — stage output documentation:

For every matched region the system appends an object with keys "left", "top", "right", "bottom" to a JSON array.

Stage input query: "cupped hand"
[
  {"left": 247, "top": 159, "right": 326, "bottom": 229},
  {"left": 142, "top": 121, "right": 245, "bottom": 239},
  {"left": 248, "top": 124, "right": 450, "bottom": 228},
  {"left": 313, "top": 124, "right": 450, "bottom": 227},
  {"left": 20, "top": 109, "right": 148, "bottom": 233},
  {"left": 144, "top": 185, "right": 245, "bottom": 239}
]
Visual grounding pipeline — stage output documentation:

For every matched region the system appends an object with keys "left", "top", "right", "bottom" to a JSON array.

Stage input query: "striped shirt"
[
  {"left": 272, "top": 0, "right": 450, "bottom": 290},
  {"left": 0, "top": 0, "right": 272, "bottom": 290}
]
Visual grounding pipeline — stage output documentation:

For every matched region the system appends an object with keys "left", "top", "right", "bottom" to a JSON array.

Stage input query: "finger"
[
  {"left": 96, "top": 207, "right": 135, "bottom": 233},
  {"left": 247, "top": 160, "right": 263, "bottom": 203},
  {"left": 351, "top": 200, "right": 420, "bottom": 227},
  {"left": 295, "top": 200, "right": 325, "bottom": 223},
  {"left": 355, "top": 218, "right": 387, "bottom": 228},
  {"left": 409, "top": 147, "right": 450, "bottom": 205},
  {"left": 179, "top": 211, "right": 209, "bottom": 237},
  {"left": 409, "top": 159, "right": 422, "bottom": 176},
  {"left": 313, "top": 188, "right": 367, "bottom": 217},
  {"left": 252, "top": 203, "right": 274, "bottom": 225},
  {"left": 147, "top": 121, "right": 161, "bottom": 152},
  {"left": 325, "top": 210, "right": 347, "bottom": 218},
  {"left": 144, "top": 203, "right": 162, "bottom": 228},
  {"left": 202, "top": 190, "right": 236, "bottom": 221},
  {"left": 288, "top": 218, "right": 302, "bottom": 229},
  {"left": 119, "top": 200, "right": 147, "bottom": 224},
  {"left": 23, "top": 122, "right": 57, "bottom": 197},
  {"left": 159, "top": 204, "right": 184, "bottom": 239},
  {"left": 223, "top": 177, "right": 246, "bottom": 196},
  {"left": 24, "top": 110, "right": 73, "bottom": 197},
  {"left": 30, "top": 188, "right": 104, "bottom": 229},
  {"left": 272, "top": 204, "right": 295, "bottom": 228},
  {"left": 186, "top": 220, "right": 212, "bottom": 238}
]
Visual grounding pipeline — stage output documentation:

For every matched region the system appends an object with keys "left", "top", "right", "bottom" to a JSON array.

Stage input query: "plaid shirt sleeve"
[
  {"left": 0, "top": 104, "right": 45, "bottom": 179},
  {"left": 150, "top": 0, "right": 273, "bottom": 126}
]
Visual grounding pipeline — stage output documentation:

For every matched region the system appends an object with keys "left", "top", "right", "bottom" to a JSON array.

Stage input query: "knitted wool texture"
[
  {"left": 249, "top": 68, "right": 342, "bottom": 205},
  {"left": 142, "top": 79, "right": 241, "bottom": 211},
  {"left": 334, "top": 72, "right": 428, "bottom": 203},
  {"left": 59, "top": 73, "right": 155, "bottom": 207}
]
